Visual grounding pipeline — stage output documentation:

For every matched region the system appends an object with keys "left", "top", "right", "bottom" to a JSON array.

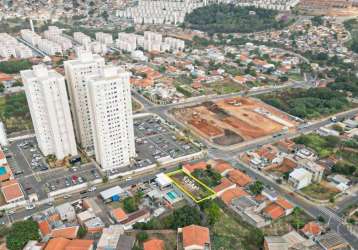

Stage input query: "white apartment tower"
[
  {"left": 21, "top": 65, "right": 77, "bottom": 159},
  {"left": 64, "top": 48, "right": 105, "bottom": 153},
  {"left": 87, "top": 66, "right": 135, "bottom": 169}
]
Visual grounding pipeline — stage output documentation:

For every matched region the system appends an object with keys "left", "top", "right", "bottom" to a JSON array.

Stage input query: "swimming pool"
[
  {"left": 167, "top": 191, "right": 177, "bottom": 200},
  {"left": 0, "top": 167, "right": 7, "bottom": 176}
]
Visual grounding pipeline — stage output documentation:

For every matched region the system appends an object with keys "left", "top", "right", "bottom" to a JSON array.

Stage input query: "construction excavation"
[{"left": 172, "top": 97, "right": 298, "bottom": 146}]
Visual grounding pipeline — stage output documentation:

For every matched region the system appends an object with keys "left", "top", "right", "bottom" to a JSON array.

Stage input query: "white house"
[{"left": 288, "top": 168, "right": 312, "bottom": 190}]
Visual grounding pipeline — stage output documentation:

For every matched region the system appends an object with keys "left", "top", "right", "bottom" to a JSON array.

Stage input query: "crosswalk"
[{"left": 318, "top": 206, "right": 344, "bottom": 224}]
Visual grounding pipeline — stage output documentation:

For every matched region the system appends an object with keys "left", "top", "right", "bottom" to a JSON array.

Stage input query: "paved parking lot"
[
  {"left": 134, "top": 115, "right": 200, "bottom": 168},
  {"left": 7, "top": 137, "right": 101, "bottom": 200}
]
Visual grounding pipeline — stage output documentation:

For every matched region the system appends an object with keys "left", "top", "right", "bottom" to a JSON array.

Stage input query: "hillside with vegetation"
[
  {"left": 259, "top": 88, "right": 351, "bottom": 119},
  {"left": 185, "top": 4, "right": 291, "bottom": 34},
  {"left": 344, "top": 18, "right": 358, "bottom": 53}
]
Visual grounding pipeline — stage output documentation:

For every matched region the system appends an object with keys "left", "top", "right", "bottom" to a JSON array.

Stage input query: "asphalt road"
[{"left": 135, "top": 88, "right": 358, "bottom": 248}]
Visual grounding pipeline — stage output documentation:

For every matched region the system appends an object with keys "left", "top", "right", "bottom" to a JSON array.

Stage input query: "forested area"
[{"left": 185, "top": 4, "right": 290, "bottom": 34}]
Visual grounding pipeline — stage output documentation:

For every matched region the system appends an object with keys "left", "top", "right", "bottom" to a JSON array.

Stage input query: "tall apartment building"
[
  {"left": 64, "top": 48, "right": 105, "bottom": 153},
  {"left": 21, "top": 65, "right": 77, "bottom": 159},
  {"left": 87, "top": 66, "right": 135, "bottom": 169}
]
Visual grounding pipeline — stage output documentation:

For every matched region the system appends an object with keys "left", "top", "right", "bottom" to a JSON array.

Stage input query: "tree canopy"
[
  {"left": 0, "top": 60, "right": 32, "bottom": 74},
  {"left": 185, "top": 4, "right": 289, "bottom": 34},
  {"left": 6, "top": 220, "right": 40, "bottom": 250}
]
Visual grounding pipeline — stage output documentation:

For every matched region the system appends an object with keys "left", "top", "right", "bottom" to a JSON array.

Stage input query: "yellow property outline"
[{"left": 166, "top": 169, "right": 217, "bottom": 203}]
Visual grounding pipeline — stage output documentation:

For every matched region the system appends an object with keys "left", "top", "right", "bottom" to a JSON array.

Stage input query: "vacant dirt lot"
[{"left": 173, "top": 97, "right": 297, "bottom": 146}]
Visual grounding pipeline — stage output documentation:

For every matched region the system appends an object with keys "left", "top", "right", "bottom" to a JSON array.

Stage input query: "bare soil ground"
[{"left": 173, "top": 97, "right": 297, "bottom": 146}]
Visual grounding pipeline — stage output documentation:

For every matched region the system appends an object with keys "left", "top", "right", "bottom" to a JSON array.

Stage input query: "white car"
[
  {"left": 88, "top": 186, "right": 97, "bottom": 192},
  {"left": 25, "top": 204, "right": 35, "bottom": 210},
  {"left": 64, "top": 194, "right": 72, "bottom": 199},
  {"left": 7, "top": 210, "right": 15, "bottom": 215}
]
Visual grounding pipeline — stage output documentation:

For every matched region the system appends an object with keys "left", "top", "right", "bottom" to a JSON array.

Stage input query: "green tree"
[
  {"left": 77, "top": 226, "right": 87, "bottom": 238},
  {"left": 136, "top": 231, "right": 148, "bottom": 242},
  {"left": 249, "top": 181, "right": 264, "bottom": 195},
  {"left": 204, "top": 202, "right": 220, "bottom": 225},
  {"left": 6, "top": 220, "right": 40, "bottom": 250},
  {"left": 123, "top": 197, "right": 138, "bottom": 213}
]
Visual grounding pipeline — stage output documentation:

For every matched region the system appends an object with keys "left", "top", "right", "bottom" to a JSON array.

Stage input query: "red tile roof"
[
  {"left": 1, "top": 180, "right": 24, "bottom": 202},
  {"left": 45, "top": 238, "right": 93, "bottom": 250},
  {"left": 264, "top": 203, "right": 285, "bottom": 220},
  {"left": 38, "top": 220, "right": 51, "bottom": 236},
  {"left": 51, "top": 226, "right": 79, "bottom": 239},
  {"left": 301, "top": 222, "right": 321, "bottom": 236},
  {"left": 213, "top": 178, "right": 235, "bottom": 194},
  {"left": 45, "top": 237, "right": 71, "bottom": 250},
  {"left": 65, "top": 239, "right": 94, "bottom": 250},
  {"left": 111, "top": 208, "right": 128, "bottom": 222},
  {"left": 221, "top": 187, "right": 247, "bottom": 205},
  {"left": 227, "top": 169, "right": 252, "bottom": 187},
  {"left": 213, "top": 161, "right": 234, "bottom": 175},
  {"left": 276, "top": 197, "right": 293, "bottom": 210},
  {"left": 143, "top": 238, "right": 165, "bottom": 250},
  {"left": 183, "top": 161, "right": 208, "bottom": 174},
  {"left": 182, "top": 225, "right": 210, "bottom": 249}
]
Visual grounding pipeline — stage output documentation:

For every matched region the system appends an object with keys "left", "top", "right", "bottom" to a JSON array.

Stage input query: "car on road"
[
  {"left": 14, "top": 170, "right": 23, "bottom": 176},
  {"left": 64, "top": 194, "right": 71, "bottom": 199},
  {"left": 26, "top": 204, "right": 35, "bottom": 210},
  {"left": 88, "top": 186, "right": 96, "bottom": 192}
]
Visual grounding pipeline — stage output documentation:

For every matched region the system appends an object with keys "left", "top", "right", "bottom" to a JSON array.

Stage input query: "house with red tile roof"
[
  {"left": 220, "top": 187, "right": 248, "bottom": 205},
  {"left": 38, "top": 220, "right": 51, "bottom": 237},
  {"left": 110, "top": 208, "right": 128, "bottom": 223},
  {"left": 45, "top": 238, "right": 93, "bottom": 250},
  {"left": 179, "top": 224, "right": 211, "bottom": 250},
  {"left": 213, "top": 178, "right": 236, "bottom": 197},
  {"left": 183, "top": 161, "right": 208, "bottom": 174},
  {"left": 143, "top": 238, "right": 165, "bottom": 250},
  {"left": 1, "top": 179, "right": 24, "bottom": 203},
  {"left": 263, "top": 203, "right": 285, "bottom": 220},
  {"left": 51, "top": 226, "right": 79, "bottom": 239},
  {"left": 301, "top": 222, "right": 322, "bottom": 238},
  {"left": 45, "top": 237, "right": 71, "bottom": 250},
  {"left": 212, "top": 160, "right": 234, "bottom": 176},
  {"left": 227, "top": 169, "right": 252, "bottom": 187},
  {"left": 275, "top": 197, "right": 294, "bottom": 216}
]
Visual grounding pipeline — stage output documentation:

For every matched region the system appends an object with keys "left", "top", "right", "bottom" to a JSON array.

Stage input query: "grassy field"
[
  {"left": 293, "top": 133, "right": 338, "bottom": 158},
  {"left": 212, "top": 202, "right": 264, "bottom": 250},
  {"left": 132, "top": 98, "right": 142, "bottom": 112},
  {"left": 128, "top": 230, "right": 177, "bottom": 250},
  {"left": 301, "top": 182, "right": 340, "bottom": 201},
  {"left": 0, "top": 93, "right": 32, "bottom": 134}
]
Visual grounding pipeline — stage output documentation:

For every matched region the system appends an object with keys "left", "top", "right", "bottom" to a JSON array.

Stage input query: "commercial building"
[
  {"left": 21, "top": 65, "right": 77, "bottom": 159},
  {"left": 288, "top": 168, "right": 312, "bottom": 190},
  {"left": 64, "top": 49, "right": 105, "bottom": 153},
  {"left": 297, "top": 159, "right": 324, "bottom": 183},
  {"left": 87, "top": 66, "right": 135, "bottom": 169}
]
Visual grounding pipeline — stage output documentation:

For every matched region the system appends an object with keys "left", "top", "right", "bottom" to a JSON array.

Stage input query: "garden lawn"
[{"left": 301, "top": 182, "right": 340, "bottom": 201}]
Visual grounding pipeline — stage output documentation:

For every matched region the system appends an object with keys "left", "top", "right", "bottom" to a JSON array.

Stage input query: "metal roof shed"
[{"left": 100, "top": 186, "right": 124, "bottom": 200}]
